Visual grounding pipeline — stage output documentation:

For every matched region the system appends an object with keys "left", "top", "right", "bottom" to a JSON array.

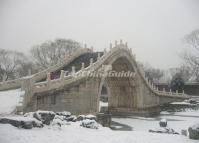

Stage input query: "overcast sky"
[{"left": 0, "top": 0, "right": 199, "bottom": 69}]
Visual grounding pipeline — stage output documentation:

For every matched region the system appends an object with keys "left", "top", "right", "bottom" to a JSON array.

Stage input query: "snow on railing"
[
  {"left": 34, "top": 40, "right": 186, "bottom": 98},
  {"left": 33, "top": 40, "right": 132, "bottom": 93},
  {"left": 0, "top": 48, "right": 92, "bottom": 91},
  {"left": 137, "top": 63, "right": 187, "bottom": 98}
]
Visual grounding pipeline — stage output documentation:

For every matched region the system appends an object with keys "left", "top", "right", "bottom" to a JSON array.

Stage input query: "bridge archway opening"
[
  {"left": 106, "top": 57, "right": 136, "bottom": 113},
  {"left": 99, "top": 85, "right": 109, "bottom": 113}
]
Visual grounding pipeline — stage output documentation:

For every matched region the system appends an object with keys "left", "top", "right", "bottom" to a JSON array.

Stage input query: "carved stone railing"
[
  {"left": 0, "top": 48, "right": 92, "bottom": 91},
  {"left": 136, "top": 60, "right": 188, "bottom": 98},
  {"left": 32, "top": 40, "right": 188, "bottom": 99}
]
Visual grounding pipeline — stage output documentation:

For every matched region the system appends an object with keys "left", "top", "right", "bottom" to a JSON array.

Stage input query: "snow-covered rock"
[
  {"left": 149, "top": 127, "right": 179, "bottom": 134},
  {"left": 185, "top": 98, "right": 199, "bottom": 105},
  {"left": 159, "top": 119, "right": 167, "bottom": 127},
  {"left": 66, "top": 115, "right": 77, "bottom": 122},
  {"left": 0, "top": 116, "right": 43, "bottom": 129},
  {"left": 181, "top": 129, "right": 187, "bottom": 136},
  {"left": 51, "top": 115, "right": 69, "bottom": 127},
  {"left": 188, "top": 123, "right": 199, "bottom": 140},
  {"left": 80, "top": 119, "right": 100, "bottom": 129},
  {"left": 77, "top": 115, "right": 85, "bottom": 121},
  {"left": 56, "top": 111, "right": 71, "bottom": 117},
  {"left": 33, "top": 110, "right": 55, "bottom": 125},
  {"left": 85, "top": 114, "right": 96, "bottom": 120},
  {"left": 24, "top": 112, "right": 35, "bottom": 118}
]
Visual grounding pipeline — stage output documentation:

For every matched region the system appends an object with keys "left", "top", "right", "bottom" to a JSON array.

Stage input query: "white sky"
[{"left": 0, "top": 0, "right": 199, "bottom": 69}]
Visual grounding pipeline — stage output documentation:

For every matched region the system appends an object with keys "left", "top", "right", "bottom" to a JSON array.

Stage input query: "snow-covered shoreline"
[
  {"left": 0, "top": 89, "right": 199, "bottom": 143},
  {"left": 0, "top": 123, "right": 196, "bottom": 143}
]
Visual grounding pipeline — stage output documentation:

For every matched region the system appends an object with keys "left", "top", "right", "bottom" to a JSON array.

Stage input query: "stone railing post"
[
  {"left": 90, "top": 46, "right": 94, "bottom": 52},
  {"left": 169, "top": 89, "right": 172, "bottom": 95},
  {"left": 115, "top": 40, "right": 118, "bottom": 47},
  {"left": 104, "top": 48, "right": 107, "bottom": 54},
  {"left": 129, "top": 48, "right": 132, "bottom": 54},
  {"left": 60, "top": 70, "right": 65, "bottom": 81},
  {"left": 28, "top": 69, "right": 32, "bottom": 76},
  {"left": 97, "top": 53, "right": 101, "bottom": 61},
  {"left": 151, "top": 82, "right": 153, "bottom": 88},
  {"left": 163, "top": 88, "right": 165, "bottom": 92},
  {"left": 84, "top": 44, "right": 87, "bottom": 49},
  {"left": 110, "top": 43, "right": 112, "bottom": 50},
  {"left": 72, "top": 66, "right": 76, "bottom": 75},
  {"left": 47, "top": 72, "right": 51, "bottom": 87},
  {"left": 81, "top": 62, "right": 85, "bottom": 70},
  {"left": 90, "top": 58, "right": 93, "bottom": 65},
  {"left": 120, "top": 39, "right": 123, "bottom": 45}
]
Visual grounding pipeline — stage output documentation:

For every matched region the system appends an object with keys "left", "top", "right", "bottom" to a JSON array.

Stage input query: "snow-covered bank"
[
  {"left": 0, "top": 89, "right": 21, "bottom": 115},
  {"left": 0, "top": 109, "right": 199, "bottom": 143},
  {"left": 0, "top": 123, "right": 197, "bottom": 143}
]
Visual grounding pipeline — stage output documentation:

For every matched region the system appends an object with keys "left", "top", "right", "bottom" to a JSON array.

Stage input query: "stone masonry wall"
[{"left": 24, "top": 78, "right": 100, "bottom": 115}]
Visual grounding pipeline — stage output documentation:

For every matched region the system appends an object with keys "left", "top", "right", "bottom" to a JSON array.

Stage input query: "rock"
[
  {"left": 159, "top": 119, "right": 167, "bottom": 127},
  {"left": 21, "top": 121, "right": 33, "bottom": 129},
  {"left": 149, "top": 127, "right": 179, "bottom": 134},
  {"left": 66, "top": 115, "right": 77, "bottom": 122},
  {"left": 186, "top": 98, "right": 198, "bottom": 104},
  {"left": 188, "top": 124, "right": 199, "bottom": 140},
  {"left": 85, "top": 114, "right": 96, "bottom": 121},
  {"left": 24, "top": 112, "right": 34, "bottom": 118},
  {"left": 0, "top": 118, "right": 21, "bottom": 128},
  {"left": 32, "top": 121, "right": 43, "bottom": 128},
  {"left": 33, "top": 110, "right": 55, "bottom": 125},
  {"left": 51, "top": 118, "right": 62, "bottom": 127},
  {"left": 0, "top": 116, "right": 43, "bottom": 129},
  {"left": 76, "top": 115, "right": 85, "bottom": 121},
  {"left": 80, "top": 119, "right": 99, "bottom": 129},
  {"left": 181, "top": 129, "right": 187, "bottom": 136},
  {"left": 56, "top": 111, "right": 71, "bottom": 118},
  {"left": 51, "top": 115, "right": 71, "bottom": 126}
]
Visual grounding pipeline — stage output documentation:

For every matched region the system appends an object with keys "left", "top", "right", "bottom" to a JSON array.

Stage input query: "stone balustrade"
[
  {"left": 32, "top": 41, "right": 186, "bottom": 99},
  {"left": 0, "top": 48, "right": 92, "bottom": 91}
]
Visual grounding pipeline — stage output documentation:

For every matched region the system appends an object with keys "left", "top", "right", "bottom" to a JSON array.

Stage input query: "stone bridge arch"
[{"left": 97, "top": 53, "right": 139, "bottom": 114}]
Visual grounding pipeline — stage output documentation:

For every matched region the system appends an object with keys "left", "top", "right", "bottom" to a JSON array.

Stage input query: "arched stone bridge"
[{"left": 0, "top": 40, "right": 189, "bottom": 116}]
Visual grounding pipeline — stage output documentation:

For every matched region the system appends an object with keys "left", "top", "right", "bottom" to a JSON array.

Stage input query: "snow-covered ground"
[
  {"left": 0, "top": 89, "right": 199, "bottom": 143},
  {"left": 0, "top": 110, "right": 199, "bottom": 143},
  {"left": 0, "top": 122, "right": 197, "bottom": 143},
  {"left": 0, "top": 89, "right": 21, "bottom": 115}
]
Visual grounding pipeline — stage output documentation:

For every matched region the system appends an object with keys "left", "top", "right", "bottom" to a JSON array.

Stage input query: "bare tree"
[
  {"left": 0, "top": 49, "right": 32, "bottom": 81},
  {"left": 182, "top": 29, "right": 199, "bottom": 81},
  {"left": 143, "top": 63, "right": 164, "bottom": 83},
  {"left": 30, "top": 38, "right": 82, "bottom": 70}
]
